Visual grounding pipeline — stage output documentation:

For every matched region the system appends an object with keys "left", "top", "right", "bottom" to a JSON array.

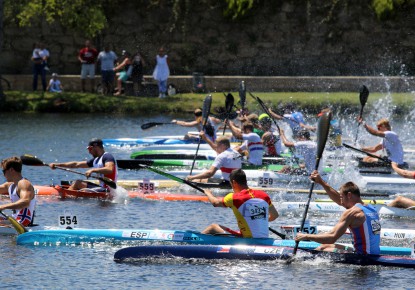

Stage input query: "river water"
[{"left": 0, "top": 110, "right": 414, "bottom": 289}]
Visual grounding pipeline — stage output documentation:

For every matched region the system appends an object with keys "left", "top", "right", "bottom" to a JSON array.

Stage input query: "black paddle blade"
[
  {"left": 141, "top": 122, "right": 164, "bottom": 130},
  {"left": 316, "top": 111, "right": 332, "bottom": 161},
  {"left": 100, "top": 176, "right": 117, "bottom": 189},
  {"left": 359, "top": 85, "right": 369, "bottom": 107},
  {"left": 20, "top": 154, "right": 45, "bottom": 166},
  {"left": 225, "top": 93, "right": 234, "bottom": 113},
  {"left": 239, "top": 81, "right": 246, "bottom": 109},
  {"left": 202, "top": 95, "right": 213, "bottom": 120}
]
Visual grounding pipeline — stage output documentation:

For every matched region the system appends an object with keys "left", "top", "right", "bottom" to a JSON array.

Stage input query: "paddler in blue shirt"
[{"left": 295, "top": 170, "right": 381, "bottom": 255}]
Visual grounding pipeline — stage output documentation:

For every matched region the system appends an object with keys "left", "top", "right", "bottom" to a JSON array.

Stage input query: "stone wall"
[{"left": 1, "top": 1, "right": 414, "bottom": 77}]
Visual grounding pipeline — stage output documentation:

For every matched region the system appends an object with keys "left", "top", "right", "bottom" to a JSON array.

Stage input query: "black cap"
[{"left": 88, "top": 138, "right": 103, "bottom": 147}]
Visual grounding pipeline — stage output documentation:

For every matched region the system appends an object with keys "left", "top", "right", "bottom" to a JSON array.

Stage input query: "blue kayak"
[
  {"left": 15, "top": 228, "right": 411, "bottom": 256},
  {"left": 113, "top": 244, "right": 415, "bottom": 268}
]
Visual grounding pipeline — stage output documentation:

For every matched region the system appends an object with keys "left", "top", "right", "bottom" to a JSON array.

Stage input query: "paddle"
[
  {"left": 239, "top": 81, "right": 246, "bottom": 113},
  {"left": 250, "top": 93, "right": 300, "bottom": 166},
  {"left": 137, "top": 163, "right": 286, "bottom": 239},
  {"left": 222, "top": 93, "right": 235, "bottom": 134},
  {"left": 190, "top": 95, "right": 212, "bottom": 175},
  {"left": 20, "top": 154, "right": 117, "bottom": 189},
  {"left": 354, "top": 85, "right": 370, "bottom": 144},
  {"left": 141, "top": 122, "right": 174, "bottom": 130},
  {"left": 342, "top": 143, "right": 390, "bottom": 164},
  {"left": 293, "top": 110, "right": 332, "bottom": 255},
  {"left": 0, "top": 210, "right": 28, "bottom": 234}
]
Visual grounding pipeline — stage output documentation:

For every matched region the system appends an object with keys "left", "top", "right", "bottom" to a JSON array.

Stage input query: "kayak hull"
[{"left": 113, "top": 244, "right": 415, "bottom": 268}]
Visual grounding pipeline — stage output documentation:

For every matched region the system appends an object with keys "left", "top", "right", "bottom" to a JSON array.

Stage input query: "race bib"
[
  {"left": 58, "top": 210, "right": 79, "bottom": 228},
  {"left": 257, "top": 172, "right": 274, "bottom": 187},
  {"left": 138, "top": 178, "right": 155, "bottom": 194}
]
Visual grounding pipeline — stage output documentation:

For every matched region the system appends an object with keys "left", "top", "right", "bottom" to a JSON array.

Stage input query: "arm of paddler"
[
  {"left": 203, "top": 189, "right": 225, "bottom": 207},
  {"left": 310, "top": 170, "right": 341, "bottom": 205}
]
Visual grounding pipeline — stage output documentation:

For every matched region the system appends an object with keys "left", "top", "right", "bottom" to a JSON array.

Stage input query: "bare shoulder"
[
  {"left": 342, "top": 205, "right": 366, "bottom": 225},
  {"left": 18, "top": 179, "right": 35, "bottom": 191}
]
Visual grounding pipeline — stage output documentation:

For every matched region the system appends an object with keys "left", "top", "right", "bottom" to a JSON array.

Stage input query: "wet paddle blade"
[
  {"left": 202, "top": 95, "right": 213, "bottom": 121},
  {"left": 225, "top": 93, "right": 234, "bottom": 114},
  {"left": 359, "top": 85, "right": 369, "bottom": 117},
  {"left": 316, "top": 111, "right": 332, "bottom": 161},
  {"left": 141, "top": 122, "right": 167, "bottom": 130},
  {"left": 0, "top": 211, "right": 27, "bottom": 234},
  {"left": 20, "top": 154, "right": 46, "bottom": 166}
]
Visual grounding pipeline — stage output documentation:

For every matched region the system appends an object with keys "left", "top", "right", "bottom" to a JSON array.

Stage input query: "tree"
[{"left": 5, "top": 0, "right": 109, "bottom": 38}]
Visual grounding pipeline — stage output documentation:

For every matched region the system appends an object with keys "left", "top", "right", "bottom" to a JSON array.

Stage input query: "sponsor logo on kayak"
[
  {"left": 183, "top": 236, "right": 202, "bottom": 241},
  {"left": 127, "top": 231, "right": 150, "bottom": 239},
  {"left": 383, "top": 232, "right": 406, "bottom": 239}
]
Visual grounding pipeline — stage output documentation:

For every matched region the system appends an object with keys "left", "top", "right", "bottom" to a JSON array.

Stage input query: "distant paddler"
[
  {"left": 279, "top": 128, "right": 320, "bottom": 174},
  {"left": 186, "top": 135, "right": 241, "bottom": 187},
  {"left": 258, "top": 114, "right": 282, "bottom": 157},
  {"left": 171, "top": 108, "right": 222, "bottom": 142},
  {"left": 202, "top": 169, "right": 279, "bottom": 238},
  {"left": 357, "top": 117, "right": 406, "bottom": 168},
  {"left": 295, "top": 170, "right": 381, "bottom": 254},
  {"left": 227, "top": 121, "right": 264, "bottom": 165},
  {"left": 49, "top": 138, "right": 118, "bottom": 192},
  {"left": 388, "top": 162, "right": 415, "bottom": 208},
  {"left": 268, "top": 103, "right": 314, "bottom": 139}
]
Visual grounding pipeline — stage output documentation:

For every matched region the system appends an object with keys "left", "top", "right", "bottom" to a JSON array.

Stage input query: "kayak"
[
  {"left": 279, "top": 202, "right": 415, "bottom": 218},
  {"left": 113, "top": 244, "right": 415, "bottom": 268},
  {"left": 281, "top": 225, "right": 415, "bottom": 240},
  {"left": 131, "top": 150, "right": 217, "bottom": 160},
  {"left": 14, "top": 228, "right": 411, "bottom": 256},
  {"left": 0, "top": 185, "right": 59, "bottom": 197}
]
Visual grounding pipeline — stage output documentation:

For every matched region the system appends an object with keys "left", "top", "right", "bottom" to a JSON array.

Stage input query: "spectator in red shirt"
[{"left": 78, "top": 40, "right": 98, "bottom": 92}]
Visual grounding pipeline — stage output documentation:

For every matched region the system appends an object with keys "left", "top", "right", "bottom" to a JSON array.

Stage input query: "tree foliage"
[
  {"left": 223, "top": 0, "right": 255, "bottom": 19},
  {"left": 372, "top": 0, "right": 415, "bottom": 19},
  {"left": 5, "top": 0, "right": 108, "bottom": 37}
]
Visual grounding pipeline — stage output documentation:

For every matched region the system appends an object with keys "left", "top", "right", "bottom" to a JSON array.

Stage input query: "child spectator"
[{"left": 47, "top": 73, "right": 63, "bottom": 93}]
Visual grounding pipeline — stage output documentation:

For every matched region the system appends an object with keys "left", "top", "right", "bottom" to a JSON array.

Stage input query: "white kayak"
[
  {"left": 279, "top": 202, "right": 415, "bottom": 218},
  {"left": 281, "top": 224, "right": 415, "bottom": 240}
]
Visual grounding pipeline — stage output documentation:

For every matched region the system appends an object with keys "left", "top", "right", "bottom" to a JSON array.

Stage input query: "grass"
[{"left": 0, "top": 91, "right": 414, "bottom": 115}]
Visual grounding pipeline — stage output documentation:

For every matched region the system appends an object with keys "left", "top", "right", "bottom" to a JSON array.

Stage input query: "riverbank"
[{"left": 1, "top": 91, "right": 414, "bottom": 115}]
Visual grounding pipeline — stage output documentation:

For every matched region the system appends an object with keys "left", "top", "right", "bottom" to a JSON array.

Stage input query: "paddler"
[
  {"left": 357, "top": 117, "right": 406, "bottom": 168},
  {"left": 49, "top": 138, "right": 117, "bottom": 191},
  {"left": 258, "top": 114, "right": 282, "bottom": 157},
  {"left": 0, "top": 156, "right": 36, "bottom": 226},
  {"left": 387, "top": 162, "right": 415, "bottom": 208},
  {"left": 295, "top": 171, "right": 381, "bottom": 255},
  {"left": 187, "top": 135, "right": 241, "bottom": 187},
  {"left": 279, "top": 128, "right": 320, "bottom": 174},
  {"left": 227, "top": 121, "right": 264, "bottom": 165},
  {"left": 202, "top": 168, "right": 279, "bottom": 238},
  {"left": 268, "top": 103, "right": 314, "bottom": 139},
  {"left": 171, "top": 108, "right": 222, "bottom": 142}
]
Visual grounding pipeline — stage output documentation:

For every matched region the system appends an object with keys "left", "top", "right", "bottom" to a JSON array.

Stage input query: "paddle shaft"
[
  {"left": 0, "top": 211, "right": 27, "bottom": 234},
  {"left": 293, "top": 112, "right": 331, "bottom": 255},
  {"left": 190, "top": 96, "right": 212, "bottom": 175},
  {"left": 222, "top": 94, "right": 234, "bottom": 135},
  {"left": 343, "top": 143, "right": 390, "bottom": 164}
]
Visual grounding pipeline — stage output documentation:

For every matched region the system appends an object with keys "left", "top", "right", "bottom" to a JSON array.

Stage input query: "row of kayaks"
[
  {"left": 14, "top": 185, "right": 415, "bottom": 219},
  {"left": 8, "top": 226, "right": 415, "bottom": 267}
]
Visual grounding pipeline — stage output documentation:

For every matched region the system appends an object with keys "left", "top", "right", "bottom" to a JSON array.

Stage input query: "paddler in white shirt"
[
  {"left": 186, "top": 135, "right": 241, "bottom": 187},
  {"left": 357, "top": 117, "right": 406, "bottom": 168},
  {"left": 279, "top": 128, "right": 320, "bottom": 175},
  {"left": 258, "top": 114, "right": 282, "bottom": 157},
  {"left": 227, "top": 121, "right": 264, "bottom": 165}
]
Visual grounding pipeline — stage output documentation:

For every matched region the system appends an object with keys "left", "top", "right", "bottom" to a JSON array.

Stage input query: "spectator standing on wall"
[
  {"left": 152, "top": 47, "right": 170, "bottom": 99},
  {"left": 78, "top": 40, "right": 98, "bottom": 93},
  {"left": 131, "top": 48, "right": 146, "bottom": 94},
  {"left": 97, "top": 45, "right": 117, "bottom": 95},
  {"left": 31, "top": 42, "right": 49, "bottom": 91}
]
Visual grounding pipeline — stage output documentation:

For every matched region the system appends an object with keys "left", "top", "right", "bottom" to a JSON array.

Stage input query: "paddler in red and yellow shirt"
[{"left": 202, "top": 168, "right": 279, "bottom": 238}]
